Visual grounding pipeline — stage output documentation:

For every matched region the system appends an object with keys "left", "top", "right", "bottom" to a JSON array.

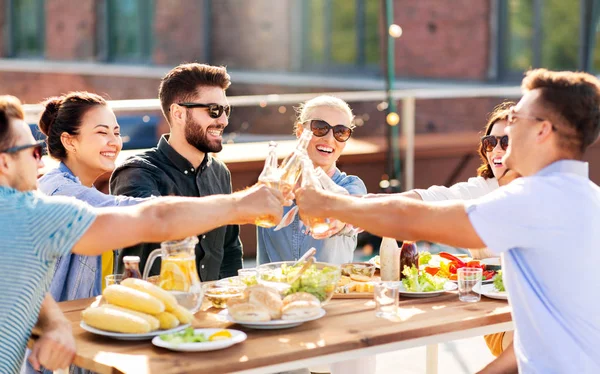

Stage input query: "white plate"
[
  {"left": 152, "top": 328, "right": 247, "bottom": 352},
  {"left": 219, "top": 308, "right": 326, "bottom": 329},
  {"left": 80, "top": 321, "right": 190, "bottom": 341},
  {"left": 398, "top": 281, "right": 457, "bottom": 298},
  {"left": 481, "top": 257, "right": 501, "bottom": 267},
  {"left": 476, "top": 283, "right": 508, "bottom": 300}
]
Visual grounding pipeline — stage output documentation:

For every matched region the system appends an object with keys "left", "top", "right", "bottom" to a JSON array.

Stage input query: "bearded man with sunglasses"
[
  {"left": 110, "top": 63, "right": 242, "bottom": 281},
  {"left": 297, "top": 69, "right": 600, "bottom": 373}
]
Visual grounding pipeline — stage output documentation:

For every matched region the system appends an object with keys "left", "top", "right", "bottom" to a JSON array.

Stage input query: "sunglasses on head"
[
  {"left": 0, "top": 140, "right": 44, "bottom": 161},
  {"left": 177, "top": 102, "right": 231, "bottom": 119},
  {"left": 306, "top": 119, "right": 353, "bottom": 142},
  {"left": 481, "top": 135, "right": 509, "bottom": 152}
]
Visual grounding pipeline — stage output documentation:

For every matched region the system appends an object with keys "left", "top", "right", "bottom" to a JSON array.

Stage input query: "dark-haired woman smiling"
[{"left": 36, "top": 92, "right": 146, "bottom": 302}]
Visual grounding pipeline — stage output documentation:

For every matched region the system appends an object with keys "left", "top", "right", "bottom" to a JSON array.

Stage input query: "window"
[
  {"left": 499, "top": 0, "right": 592, "bottom": 79},
  {"left": 106, "top": 0, "right": 153, "bottom": 62},
  {"left": 302, "top": 0, "right": 381, "bottom": 74},
  {"left": 8, "top": 0, "right": 45, "bottom": 57}
]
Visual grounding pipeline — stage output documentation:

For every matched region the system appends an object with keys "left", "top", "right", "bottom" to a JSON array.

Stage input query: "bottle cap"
[{"left": 123, "top": 256, "right": 140, "bottom": 263}]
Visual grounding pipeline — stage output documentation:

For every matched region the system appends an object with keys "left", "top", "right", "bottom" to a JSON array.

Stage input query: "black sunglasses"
[
  {"left": 177, "top": 102, "right": 231, "bottom": 119},
  {"left": 306, "top": 119, "right": 353, "bottom": 142},
  {"left": 0, "top": 140, "right": 44, "bottom": 161},
  {"left": 481, "top": 135, "right": 508, "bottom": 152}
]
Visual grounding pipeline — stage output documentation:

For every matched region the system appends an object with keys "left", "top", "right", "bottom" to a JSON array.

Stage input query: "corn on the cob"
[
  {"left": 82, "top": 307, "right": 151, "bottom": 334},
  {"left": 120, "top": 278, "right": 178, "bottom": 312},
  {"left": 155, "top": 311, "right": 180, "bottom": 330},
  {"left": 171, "top": 304, "right": 195, "bottom": 324},
  {"left": 101, "top": 304, "right": 160, "bottom": 331},
  {"left": 103, "top": 285, "right": 165, "bottom": 314}
]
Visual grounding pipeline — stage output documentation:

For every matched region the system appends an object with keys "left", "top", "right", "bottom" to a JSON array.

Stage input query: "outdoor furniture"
[{"left": 34, "top": 293, "right": 512, "bottom": 374}]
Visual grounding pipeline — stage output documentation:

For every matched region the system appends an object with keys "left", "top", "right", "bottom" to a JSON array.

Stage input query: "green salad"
[
  {"left": 160, "top": 327, "right": 207, "bottom": 344},
  {"left": 401, "top": 265, "right": 446, "bottom": 292},
  {"left": 418, "top": 251, "right": 432, "bottom": 266},
  {"left": 266, "top": 263, "right": 339, "bottom": 302},
  {"left": 493, "top": 271, "right": 505, "bottom": 292}
]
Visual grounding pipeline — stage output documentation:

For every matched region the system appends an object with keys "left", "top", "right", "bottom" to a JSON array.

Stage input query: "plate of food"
[
  {"left": 399, "top": 265, "right": 458, "bottom": 298},
  {"left": 476, "top": 271, "right": 507, "bottom": 300},
  {"left": 152, "top": 327, "right": 247, "bottom": 352},
  {"left": 334, "top": 262, "right": 378, "bottom": 298},
  {"left": 220, "top": 286, "right": 326, "bottom": 329},
  {"left": 80, "top": 278, "right": 196, "bottom": 340}
]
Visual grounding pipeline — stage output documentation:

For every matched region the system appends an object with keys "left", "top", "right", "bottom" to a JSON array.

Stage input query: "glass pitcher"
[{"left": 142, "top": 236, "right": 203, "bottom": 313}]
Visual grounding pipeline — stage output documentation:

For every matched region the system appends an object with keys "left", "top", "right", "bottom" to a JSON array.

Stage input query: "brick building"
[{"left": 2, "top": 0, "right": 600, "bottom": 254}]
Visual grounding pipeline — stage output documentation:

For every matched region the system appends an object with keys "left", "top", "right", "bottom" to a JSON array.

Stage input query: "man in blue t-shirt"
[
  {"left": 297, "top": 69, "right": 600, "bottom": 373},
  {"left": 0, "top": 96, "right": 284, "bottom": 374}
]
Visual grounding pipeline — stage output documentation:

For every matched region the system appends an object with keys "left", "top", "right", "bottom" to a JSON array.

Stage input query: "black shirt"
[{"left": 109, "top": 135, "right": 243, "bottom": 281}]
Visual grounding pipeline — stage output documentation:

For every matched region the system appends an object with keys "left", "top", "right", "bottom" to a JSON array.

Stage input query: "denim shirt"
[
  {"left": 37, "top": 163, "right": 146, "bottom": 302},
  {"left": 257, "top": 168, "right": 367, "bottom": 265}
]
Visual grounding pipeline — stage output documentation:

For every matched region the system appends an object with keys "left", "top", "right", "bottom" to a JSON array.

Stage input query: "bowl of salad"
[{"left": 256, "top": 261, "right": 341, "bottom": 305}]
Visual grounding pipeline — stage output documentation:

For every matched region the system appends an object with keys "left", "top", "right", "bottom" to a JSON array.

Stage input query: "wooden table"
[{"left": 42, "top": 293, "right": 512, "bottom": 374}]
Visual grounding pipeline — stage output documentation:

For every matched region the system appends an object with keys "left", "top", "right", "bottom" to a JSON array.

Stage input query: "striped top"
[{"left": 0, "top": 186, "right": 96, "bottom": 374}]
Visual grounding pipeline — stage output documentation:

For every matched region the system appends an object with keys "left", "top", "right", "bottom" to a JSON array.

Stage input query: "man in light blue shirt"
[
  {"left": 296, "top": 68, "right": 600, "bottom": 373},
  {"left": 0, "top": 95, "right": 284, "bottom": 374}
]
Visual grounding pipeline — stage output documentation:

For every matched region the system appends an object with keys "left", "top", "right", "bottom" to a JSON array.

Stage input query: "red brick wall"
[
  {"left": 153, "top": 0, "right": 208, "bottom": 65},
  {"left": 45, "top": 0, "right": 97, "bottom": 60},
  {"left": 210, "top": 0, "right": 291, "bottom": 70},
  {"left": 393, "top": 0, "right": 491, "bottom": 79}
]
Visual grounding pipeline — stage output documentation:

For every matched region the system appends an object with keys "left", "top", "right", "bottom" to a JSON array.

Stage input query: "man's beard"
[{"left": 184, "top": 117, "right": 223, "bottom": 153}]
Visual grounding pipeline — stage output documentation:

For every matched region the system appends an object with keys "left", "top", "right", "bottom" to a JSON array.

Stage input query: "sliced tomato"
[
  {"left": 482, "top": 270, "right": 496, "bottom": 280},
  {"left": 466, "top": 260, "right": 486, "bottom": 270}
]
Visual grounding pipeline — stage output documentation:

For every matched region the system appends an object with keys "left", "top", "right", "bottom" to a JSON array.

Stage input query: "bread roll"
[
  {"left": 226, "top": 295, "right": 248, "bottom": 309},
  {"left": 249, "top": 289, "right": 283, "bottom": 319},
  {"left": 282, "top": 292, "right": 320, "bottom": 306},
  {"left": 243, "top": 284, "right": 280, "bottom": 299},
  {"left": 229, "top": 303, "right": 271, "bottom": 322},
  {"left": 281, "top": 300, "right": 322, "bottom": 321}
]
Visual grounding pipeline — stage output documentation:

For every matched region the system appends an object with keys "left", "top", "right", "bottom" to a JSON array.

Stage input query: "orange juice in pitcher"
[{"left": 143, "top": 236, "right": 203, "bottom": 313}]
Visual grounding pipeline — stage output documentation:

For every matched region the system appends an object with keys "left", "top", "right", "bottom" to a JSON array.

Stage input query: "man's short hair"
[
  {"left": 0, "top": 95, "right": 25, "bottom": 151},
  {"left": 522, "top": 68, "right": 600, "bottom": 154},
  {"left": 158, "top": 63, "right": 231, "bottom": 124}
]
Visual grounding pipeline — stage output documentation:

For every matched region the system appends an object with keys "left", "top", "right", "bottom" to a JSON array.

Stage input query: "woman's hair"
[
  {"left": 294, "top": 95, "right": 354, "bottom": 133},
  {"left": 477, "top": 102, "right": 514, "bottom": 179},
  {"left": 38, "top": 91, "right": 107, "bottom": 160}
]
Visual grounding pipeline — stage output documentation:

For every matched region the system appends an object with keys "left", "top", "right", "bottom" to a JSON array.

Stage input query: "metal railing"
[{"left": 23, "top": 85, "right": 522, "bottom": 190}]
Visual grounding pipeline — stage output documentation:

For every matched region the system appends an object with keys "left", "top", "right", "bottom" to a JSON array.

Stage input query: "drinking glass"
[
  {"left": 458, "top": 267, "right": 483, "bottom": 302},
  {"left": 105, "top": 274, "right": 123, "bottom": 287},
  {"left": 374, "top": 282, "right": 399, "bottom": 318}
]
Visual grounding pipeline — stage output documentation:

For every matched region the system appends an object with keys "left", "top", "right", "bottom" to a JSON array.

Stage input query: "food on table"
[
  {"left": 229, "top": 303, "right": 271, "bottom": 322},
  {"left": 257, "top": 262, "right": 341, "bottom": 303},
  {"left": 399, "top": 241, "right": 419, "bottom": 280},
  {"left": 418, "top": 251, "right": 432, "bottom": 266},
  {"left": 204, "top": 284, "right": 245, "bottom": 309},
  {"left": 100, "top": 304, "right": 160, "bottom": 331},
  {"left": 337, "top": 275, "right": 352, "bottom": 287},
  {"left": 226, "top": 295, "right": 248, "bottom": 309},
  {"left": 482, "top": 270, "right": 496, "bottom": 281},
  {"left": 281, "top": 300, "right": 321, "bottom": 320},
  {"left": 155, "top": 311, "right": 180, "bottom": 330},
  {"left": 493, "top": 271, "right": 505, "bottom": 292},
  {"left": 160, "top": 327, "right": 209, "bottom": 344},
  {"left": 248, "top": 288, "right": 283, "bottom": 319},
  {"left": 282, "top": 292, "right": 320, "bottom": 306},
  {"left": 243, "top": 284, "right": 280, "bottom": 298},
  {"left": 82, "top": 279, "right": 195, "bottom": 335},
  {"left": 82, "top": 306, "right": 153, "bottom": 334},
  {"left": 209, "top": 330, "right": 233, "bottom": 341},
  {"left": 401, "top": 265, "right": 446, "bottom": 292},
  {"left": 335, "top": 271, "right": 374, "bottom": 294},
  {"left": 121, "top": 277, "right": 178, "bottom": 312},
  {"left": 340, "top": 262, "right": 376, "bottom": 278},
  {"left": 103, "top": 284, "right": 166, "bottom": 315},
  {"left": 349, "top": 274, "right": 371, "bottom": 283}
]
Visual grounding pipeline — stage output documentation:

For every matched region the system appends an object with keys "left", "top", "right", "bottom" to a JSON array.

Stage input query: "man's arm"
[
  {"left": 72, "top": 184, "right": 283, "bottom": 256},
  {"left": 28, "top": 294, "right": 75, "bottom": 371},
  {"left": 296, "top": 187, "right": 486, "bottom": 249},
  {"left": 477, "top": 342, "right": 518, "bottom": 374}
]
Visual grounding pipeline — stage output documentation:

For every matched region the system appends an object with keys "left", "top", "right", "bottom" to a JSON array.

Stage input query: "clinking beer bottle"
[
  {"left": 299, "top": 156, "right": 334, "bottom": 235},
  {"left": 278, "top": 129, "right": 313, "bottom": 199},
  {"left": 255, "top": 141, "right": 281, "bottom": 228}
]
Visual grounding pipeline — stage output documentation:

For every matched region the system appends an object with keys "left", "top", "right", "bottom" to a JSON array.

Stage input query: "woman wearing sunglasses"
[
  {"left": 35, "top": 92, "right": 148, "bottom": 301},
  {"left": 257, "top": 95, "right": 367, "bottom": 265}
]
